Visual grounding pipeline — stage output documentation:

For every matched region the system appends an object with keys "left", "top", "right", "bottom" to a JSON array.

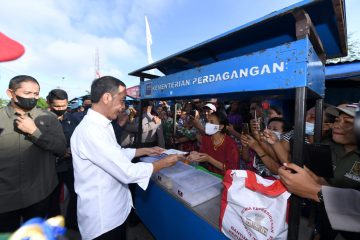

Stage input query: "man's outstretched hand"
[
  {"left": 147, "top": 146, "right": 165, "bottom": 156},
  {"left": 152, "top": 154, "right": 185, "bottom": 173},
  {"left": 278, "top": 163, "right": 321, "bottom": 202}
]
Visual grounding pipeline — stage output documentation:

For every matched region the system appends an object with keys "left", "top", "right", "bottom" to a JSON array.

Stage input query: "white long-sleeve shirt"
[{"left": 71, "top": 109, "right": 153, "bottom": 239}]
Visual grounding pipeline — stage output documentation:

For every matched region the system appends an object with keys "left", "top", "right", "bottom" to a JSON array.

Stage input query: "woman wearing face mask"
[
  {"left": 187, "top": 111, "right": 239, "bottom": 175},
  {"left": 267, "top": 117, "right": 291, "bottom": 139},
  {"left": 274, "top": 106, "right": 334, "bottom": 164},
  {"left": 240, "top": 117, "right": 291, "bottom": 177}
]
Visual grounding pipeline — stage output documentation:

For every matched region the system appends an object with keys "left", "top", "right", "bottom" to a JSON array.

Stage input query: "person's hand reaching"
[
  {"left": 278, "top": 163, "right": 321, "bottom": 201},
  {"left": 147, "top": 146, "right": 165, "bottom": 156}
]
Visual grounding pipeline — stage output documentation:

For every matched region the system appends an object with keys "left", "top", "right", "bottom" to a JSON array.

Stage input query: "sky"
[{"left": 0, "top": 0, "right": 359, "bottom": 100}]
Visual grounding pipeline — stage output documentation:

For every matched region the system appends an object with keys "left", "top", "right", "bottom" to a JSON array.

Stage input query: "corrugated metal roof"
[
  {"left": 326, "top": 57, "right": 360, "bottom": 65},
  {"left": 326, "top": 59, "right": 360, "bottom": 80}
]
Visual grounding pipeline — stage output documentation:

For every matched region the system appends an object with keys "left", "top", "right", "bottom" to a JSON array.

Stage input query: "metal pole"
[
  {"left": 306, "top": 98, "right": 323, "bottom": 236},
  {"left": 287, "top": 87, "right": 307, "bottom": 240},
  {"left": 137, "top": 77, "right": 145, "bottom": 148},
  {"left": 314, "top": 98, "right": 323, "bottom": 144},
  {"left": 172, "top": 101, "right": 178, "bottom": 148},
  {"left": 173, "top": 101, "right": 177, "bottom": 136}
]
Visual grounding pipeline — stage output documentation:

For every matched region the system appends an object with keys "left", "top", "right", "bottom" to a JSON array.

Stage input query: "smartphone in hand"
[
  {"left": 304, "top": 144, "right": 333, "bottom": 178},
  {"left": 242, "top": 123, "right": 250, "bottom": 135}
]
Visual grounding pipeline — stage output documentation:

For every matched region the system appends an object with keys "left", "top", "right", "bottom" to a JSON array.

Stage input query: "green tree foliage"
[
  {"left": 0, "top": 98, "right": 9, "bottom": 108},
  {"left": 36, "top": 97, "right": 48, "bottom": 110}
]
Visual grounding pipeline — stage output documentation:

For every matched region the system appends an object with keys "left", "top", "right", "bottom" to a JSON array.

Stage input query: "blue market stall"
[{"left": 129, "top": 0, "right": 347, "bottom": 239}]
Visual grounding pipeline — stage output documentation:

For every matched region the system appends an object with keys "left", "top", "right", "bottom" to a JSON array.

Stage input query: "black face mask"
[
  {"left": 14, "top": 95, "right": 38, "bottom": 111},
  {"left": 52, "top": 109, "right": 67, "bottom": 117}
]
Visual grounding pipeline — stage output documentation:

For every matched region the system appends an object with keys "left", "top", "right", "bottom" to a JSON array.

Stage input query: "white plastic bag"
[{"left": 220, "top": 170, "right": 290, "bottom": 240}]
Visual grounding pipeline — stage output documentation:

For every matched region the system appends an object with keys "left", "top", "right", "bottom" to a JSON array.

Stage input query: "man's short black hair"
[
  {"left": 142, "top": 100, "right": 153, "bottom": 108},
  {"left": 9, "top": 75, "right": 40, "bottom": 90},
  {"left": 90, "top": 76, "right": 126, "bottom": 103},
  {"left": 82, "top": 95, "right": 91, "bottom": 101},
  {"left": 47, "top": 89, "right": 68, "bottom": 103}
]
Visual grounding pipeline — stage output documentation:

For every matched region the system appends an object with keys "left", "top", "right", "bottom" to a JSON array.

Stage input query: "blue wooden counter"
[{"left": 134, "top": 180, "right": 228, "bottom": 240}]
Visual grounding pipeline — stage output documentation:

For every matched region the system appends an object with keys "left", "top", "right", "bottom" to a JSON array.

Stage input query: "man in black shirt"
[
  {"left": 0, "top": 76, "right": 66, "bottom": 232},
  {"left": 72, "top": 95, "right": 92, "bottom": 123},
  {"left": 47, "top": 89, "right": 79, "bottom": 230}
]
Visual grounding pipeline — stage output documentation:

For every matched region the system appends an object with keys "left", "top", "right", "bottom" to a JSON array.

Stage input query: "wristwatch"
[{"left": 317, "top": 189, "right": 324, "bottom": 203}]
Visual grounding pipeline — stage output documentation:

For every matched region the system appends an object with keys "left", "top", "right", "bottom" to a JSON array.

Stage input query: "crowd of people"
[
  {"left": 0, "top": 75, "right": 184, "bottom": 239},
  {"left": 0, "top": 74, "right": 359, "bottom": 239}
]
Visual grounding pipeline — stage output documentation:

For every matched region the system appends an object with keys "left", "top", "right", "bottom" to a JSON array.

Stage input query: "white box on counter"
[
  {"left": 140, "top": 155, "right": 165, "bottom": 164},
  {"left": 140, "top": 155, "right": 195, "bottom": 189},
  {"left": 155, "top": 162, "right": 195, "bottom": 189},
  {"left": 171, "top": 170, "right": 223, "bottom": 207}
]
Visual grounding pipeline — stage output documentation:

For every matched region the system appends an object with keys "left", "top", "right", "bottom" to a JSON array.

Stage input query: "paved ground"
[
  {"left": 66, "top": 217, "right": 346, "bottom": 240},
  {"left": 65, "top": 218, "right": 154, "bottom": 240},
  {"left": 126, "top": 221, "right": 154, "bottom": 240},
  {"left": 62, "top": 196, "right": 154, "bottom": 240}
]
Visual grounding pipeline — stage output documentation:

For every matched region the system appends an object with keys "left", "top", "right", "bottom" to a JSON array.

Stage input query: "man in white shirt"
[{"left": 71, "top": 76, "right": 184, "bottom": 240}]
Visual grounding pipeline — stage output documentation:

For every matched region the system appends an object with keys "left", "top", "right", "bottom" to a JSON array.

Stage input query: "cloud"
[{"left": 0, "top": 0, "right": 175, "bottom": 99}]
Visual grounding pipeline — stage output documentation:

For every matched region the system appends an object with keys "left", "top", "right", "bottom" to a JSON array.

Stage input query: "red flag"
[{"left": 0, "top": 32, "right": 25, "bottom": 62}]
